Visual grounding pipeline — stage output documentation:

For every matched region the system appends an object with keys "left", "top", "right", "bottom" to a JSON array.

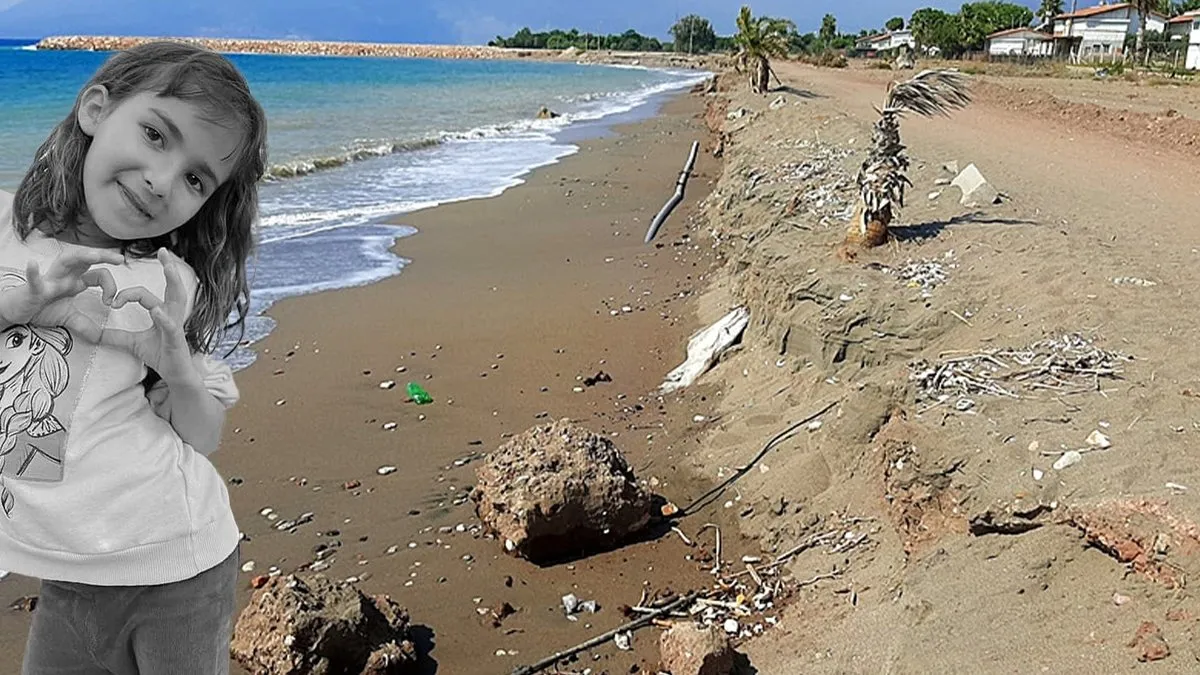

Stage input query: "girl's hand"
[
  {"left": 0, "top": 249, "right": 123, "bottom": 325},
  {"left": 98, "top": 249, "right": 196, "bottom": 385}
]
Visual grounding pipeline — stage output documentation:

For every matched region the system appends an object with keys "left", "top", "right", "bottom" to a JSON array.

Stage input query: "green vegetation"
[
  {"left": 1036, "top": 0, "right": 1064, "bottom": 26},
  {"left": 733, "top": 5, "right": 794, "bottom": 93},
  {"left": 489, "top": 8, "right": 859, "bottom": 59},
  {"left": 669, "top": 14, "right": 717, "bottom": 54},
  {"left": 488, "top": 28, "right": 664, "bottom": 51},
  {"left": 909, "top": 2, "right": 1034, "bottom": 57}
]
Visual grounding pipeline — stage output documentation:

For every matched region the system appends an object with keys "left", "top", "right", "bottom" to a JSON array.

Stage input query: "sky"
[{"left": 0, "top": 0, "right": 1044, "bottom": 43}]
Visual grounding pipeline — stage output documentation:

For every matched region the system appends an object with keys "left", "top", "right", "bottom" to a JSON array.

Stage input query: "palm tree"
[
  {"left": 1132, "top": 0, "right": 1156, "bottom": 59},
  {"left": 1036, "top": 0, "right": 1064, "bottom": 27},
  {"left": 841, "top": 70, "right": 971, "bottom": 254},
  {"left": 733, "top": 5, "right": 795, "bottom": 94}
]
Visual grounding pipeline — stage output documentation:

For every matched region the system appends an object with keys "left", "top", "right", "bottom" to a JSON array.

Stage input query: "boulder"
[
  {"left": 473, "top": 419, "right": 653, "bottom": 563},
  {"left": 659, "top": 623, "right": 735, "bottom": 675},
  {"left": 231, "top": 574, "right": 419, "bottom": 675},
  {"left": 950, "top": 163, "right": 1000, "bottom": 207}
]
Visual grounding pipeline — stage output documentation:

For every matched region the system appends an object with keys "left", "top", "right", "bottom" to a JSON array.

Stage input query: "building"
[
  {"left": 1052, "top": 2, "right": 1168, "bottom": 61},
  {"left": 1188, "top": 14, "right": 1200, "bottom": 69},
  {"left": 986, "top": 27, "right": 1054, "bottom": 56},
  {"left": 1166, "top": 9, "right": 1200, "bottom": 41},
  {"left": 854, "top": 29, "right": 916, "bottom": 55}
]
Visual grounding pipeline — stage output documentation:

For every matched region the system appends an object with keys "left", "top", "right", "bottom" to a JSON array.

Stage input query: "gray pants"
[{"left": 21, "top": 546, "right": 239, "bottom": 675}]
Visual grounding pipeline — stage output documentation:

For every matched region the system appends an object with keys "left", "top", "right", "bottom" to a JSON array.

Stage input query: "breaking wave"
[{"left": 261, "top": 67, "right": 709, "bottom": 182}]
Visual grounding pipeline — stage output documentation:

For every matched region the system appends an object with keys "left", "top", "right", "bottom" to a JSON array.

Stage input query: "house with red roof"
[
  {"left": 1182, "top": 12, "right": 1200, "bottom": 69},
  {"left": 1051, "top": 2, "right": 1167, "bottom": 61},
  {"left": 1166, "top": 9, "right": 1200, "bottom": 40}
]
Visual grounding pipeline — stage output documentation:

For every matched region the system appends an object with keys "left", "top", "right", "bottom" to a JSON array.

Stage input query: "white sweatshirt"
[{"left": 0, "top": 190, "right": 241, "bottom": 585}]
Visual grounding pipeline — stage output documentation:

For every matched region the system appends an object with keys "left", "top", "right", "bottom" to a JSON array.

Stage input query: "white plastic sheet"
[{"left": 659, "top": 306, "right": 750, "bottom": 393}]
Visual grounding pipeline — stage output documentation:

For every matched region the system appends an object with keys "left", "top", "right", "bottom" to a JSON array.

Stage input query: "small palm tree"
[
  {"left": 1036, "top": 0, "right": 1065, "bottom": 27},
  {"left": 841, "top": 69, "right": 971, "bottom": 254},
  {"left": 733, "top": 5, "right": 794, "bottom": 94}
]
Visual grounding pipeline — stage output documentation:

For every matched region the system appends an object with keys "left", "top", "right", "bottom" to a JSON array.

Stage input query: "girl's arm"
[
  {"left": 146, "top": 354, "right": 239, "bottom": 456},
  {"left": 155, "top": 367, "right": 228, "bottom": 455}
]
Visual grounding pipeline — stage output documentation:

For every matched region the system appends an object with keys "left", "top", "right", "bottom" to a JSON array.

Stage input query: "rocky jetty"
[
  {"left": 34, "top": 35, "right": 536, "bottom": 60},
  {"left": 33, "top": 35, "right": 720, "bottom": 69}
]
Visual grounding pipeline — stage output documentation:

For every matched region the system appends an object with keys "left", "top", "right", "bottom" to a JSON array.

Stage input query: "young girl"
[{"left": 0, "top": 41, "right": 266, "bottom": 674}]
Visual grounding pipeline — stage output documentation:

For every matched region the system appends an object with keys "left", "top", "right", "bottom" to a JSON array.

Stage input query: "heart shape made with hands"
[{"left": 27, "top": 248, "right": 194, "bottom": 384}]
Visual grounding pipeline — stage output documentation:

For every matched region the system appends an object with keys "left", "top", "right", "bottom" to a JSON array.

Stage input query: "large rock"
[
  {"left": 473, "top": 419, "right": 653, "bottom": 563},
  {"left": 231, "top": 574, "right": 419, "bottom": 675},
  {"left": 659, "top": 623, "right": 735, "bottom": 675}
]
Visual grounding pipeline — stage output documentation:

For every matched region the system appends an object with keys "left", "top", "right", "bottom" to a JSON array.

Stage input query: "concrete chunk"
[{"left": 950, "top": 163, "right": 999, "bottom": 207}]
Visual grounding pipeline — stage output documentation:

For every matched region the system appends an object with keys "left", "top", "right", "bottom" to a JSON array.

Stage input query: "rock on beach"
[{"left": 472, "top": 418, "right": 654, "bottom": 564}]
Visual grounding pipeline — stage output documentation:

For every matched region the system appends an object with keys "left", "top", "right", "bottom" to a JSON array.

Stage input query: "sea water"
[{"left": 0, "top": 39, "right": 708, "bottom": 368}]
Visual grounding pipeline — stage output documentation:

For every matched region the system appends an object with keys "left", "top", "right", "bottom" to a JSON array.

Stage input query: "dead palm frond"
[{"left": 844, "top": 69, "right": 971, "bottom": 254}]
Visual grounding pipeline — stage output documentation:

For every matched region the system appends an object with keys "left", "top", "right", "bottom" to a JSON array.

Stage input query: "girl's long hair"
[{"left": 12, "top": 41, "right": 268, "bottom": 355}]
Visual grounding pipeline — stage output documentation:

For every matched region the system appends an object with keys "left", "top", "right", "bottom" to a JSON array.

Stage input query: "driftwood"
[
  {"left": 643, "top": 140, "right": 700, "bottom": 243},
  {"left": 510, "top": 592, "right": 699, "bottom": 675}
]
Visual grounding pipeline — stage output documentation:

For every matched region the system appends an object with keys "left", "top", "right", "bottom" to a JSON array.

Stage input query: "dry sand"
[{"left": 672, "top": 62, "right": 1200, "bottom": 673}]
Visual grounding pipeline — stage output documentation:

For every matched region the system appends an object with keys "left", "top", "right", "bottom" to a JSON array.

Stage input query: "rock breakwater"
[{"left": 35, "top": 35, "right": 535, "bottom": 59}]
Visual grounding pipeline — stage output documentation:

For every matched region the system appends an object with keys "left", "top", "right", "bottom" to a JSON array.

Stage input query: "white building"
[
  {"left": 1052, "top": 2, "right": 1167, "bottom": 61},
  {"left": 1166, "top": 10, "right": 1200, "bottom": 40},
  {"left": 1188, "top": 14, "right": 1200, "bottom": 69},
  {"left": 854, "top": 29, "right": 915, "bottom": 54},
  {"left": 986, "top": 27, "right": 1054, "bottom": 56}
]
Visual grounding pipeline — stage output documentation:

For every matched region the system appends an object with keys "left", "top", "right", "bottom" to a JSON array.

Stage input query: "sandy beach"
[
  {"left": 6, "top": 48, "right": 1200, "bottom": 673},
  {"left": 0, "top": 89, "right": 741, "bottom": 674}
]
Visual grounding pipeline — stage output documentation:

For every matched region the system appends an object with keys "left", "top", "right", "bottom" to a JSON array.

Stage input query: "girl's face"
[
  {"left": 74, "top": 88, "right": 243, "bottom": 246},
  {"left": 0, "top": 326, "right": 41, "bottom": 387}
]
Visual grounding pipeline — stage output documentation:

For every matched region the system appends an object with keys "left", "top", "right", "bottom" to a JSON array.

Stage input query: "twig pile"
[
  {"left": 646, "top": 514, "right": 872, "bottom": 641},
  {"left": 512, "top": 513, "right": 874, "bottom": 673},
  {"left": 909, "top": 332, "right": 1132, "bottom": 401}
]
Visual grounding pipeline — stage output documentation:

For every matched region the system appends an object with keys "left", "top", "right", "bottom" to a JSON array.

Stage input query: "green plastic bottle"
[{"left": 406, "top": 382, "right": 433, "bottom": 405}]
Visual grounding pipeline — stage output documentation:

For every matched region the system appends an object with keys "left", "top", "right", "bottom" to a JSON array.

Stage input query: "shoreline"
[
  {"left": 33, "top": 35, "right": 721, "bottom": 69},
  {"left": 221, "top": 88, "right": 732, "bottom": 673},
  {"left": 229, "top": 82, "right": 707, "bottom": 371},
  {"left": 0, "top": 86, "right": 729, "bottom": 675}
]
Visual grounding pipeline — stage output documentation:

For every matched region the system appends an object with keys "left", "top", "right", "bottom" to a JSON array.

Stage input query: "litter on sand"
[{"left": 660, "top": 306, "right": 750, "bottom": 393}]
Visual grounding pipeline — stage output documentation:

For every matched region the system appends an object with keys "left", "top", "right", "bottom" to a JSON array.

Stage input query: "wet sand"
[{"left": 0, "top": 89, "right": 729, "bottom": 674}]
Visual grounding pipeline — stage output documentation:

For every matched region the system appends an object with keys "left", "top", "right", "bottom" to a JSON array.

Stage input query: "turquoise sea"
[{"left": 0, "top": 38, "right": 708, "bottom": 367}]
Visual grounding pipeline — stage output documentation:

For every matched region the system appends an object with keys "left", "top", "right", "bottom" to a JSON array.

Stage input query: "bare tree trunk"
[
  {"left": 838, "top": 203, "right": 892, "bottom": 260},
  {"left": 756, "top": 56, "right": 769, "bottom": 94}
]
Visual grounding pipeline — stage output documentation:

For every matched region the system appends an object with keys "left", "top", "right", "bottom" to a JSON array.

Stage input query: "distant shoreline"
[{"left": 33, "top": 35, "right": 719, "bottom": 70}]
